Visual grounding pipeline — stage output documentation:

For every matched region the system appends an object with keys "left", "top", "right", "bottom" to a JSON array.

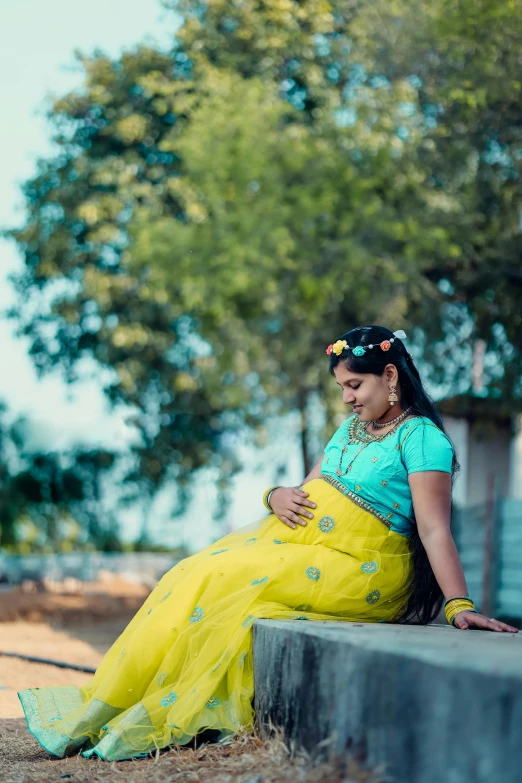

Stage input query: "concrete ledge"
[{"left": 253, "top": 621, "right": 522, "bottom": 783}]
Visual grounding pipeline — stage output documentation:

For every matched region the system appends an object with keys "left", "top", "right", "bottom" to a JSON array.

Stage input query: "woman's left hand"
[{"left": 453, "top": 610, "right": 518, "bottom": 632}]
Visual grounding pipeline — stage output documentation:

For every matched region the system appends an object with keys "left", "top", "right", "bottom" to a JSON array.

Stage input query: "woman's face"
[{"left": 333, "top": 362, "right": 400, "bottom": 422}]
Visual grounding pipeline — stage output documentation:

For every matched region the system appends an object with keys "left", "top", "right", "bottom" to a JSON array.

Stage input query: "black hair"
[{"left": 329, "top": 325, "right": 460, "bottom": 625}]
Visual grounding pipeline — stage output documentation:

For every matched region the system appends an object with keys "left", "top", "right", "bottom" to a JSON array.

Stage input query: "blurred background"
[{"left": 1, "top": 0, "right": 522, "bottom": 656}]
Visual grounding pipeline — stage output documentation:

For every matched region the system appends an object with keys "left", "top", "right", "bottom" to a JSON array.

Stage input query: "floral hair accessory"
[
  {"left": 332, "top": 339, "right": 348, "bottom": 356},
  {"left": 326, "top": 330, "right": 407, "bottom": 357}
]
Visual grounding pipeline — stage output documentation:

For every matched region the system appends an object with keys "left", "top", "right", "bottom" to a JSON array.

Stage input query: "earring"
[{"left": 388, "top": 385, "right": 398, "bottom": 406}]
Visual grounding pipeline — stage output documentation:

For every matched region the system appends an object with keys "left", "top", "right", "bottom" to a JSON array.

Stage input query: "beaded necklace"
[
  {"left": 335, "top": 414, "right": 420, "bottom": 477},
  {"left": 370, "top": 406, "right": 412, "bottom": 429}
]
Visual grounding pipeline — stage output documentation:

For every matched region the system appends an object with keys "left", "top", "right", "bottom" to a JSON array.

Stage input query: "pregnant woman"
[{"left": 18, "top": 325, "right": 517, "bottom": 761}]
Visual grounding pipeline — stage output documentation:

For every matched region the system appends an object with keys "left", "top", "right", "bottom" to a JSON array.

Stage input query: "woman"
[{"left": 19, "top": 325, "right": 517, "bottom": 761}]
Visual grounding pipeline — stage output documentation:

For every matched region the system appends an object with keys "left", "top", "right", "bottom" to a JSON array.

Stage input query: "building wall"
[
  {"left": 443, "top": 413, "right": 522, "bottom": 618},
  {"left": 443, "top": 416, "right": 469, "bottom": 507},
  {"left": 443, "top": 415, "right": 514, "bottom": 506},
  {"left": 466, "top": 421, "right": 512, "bottom": 505}
]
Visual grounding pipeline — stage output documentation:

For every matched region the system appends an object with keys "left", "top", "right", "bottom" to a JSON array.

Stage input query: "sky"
[
  {"left": 0, "top": 0, "right": 178, "bottom": 448},
  {"left": 0, "top": 0, "right": 306, "bottom": 549}
]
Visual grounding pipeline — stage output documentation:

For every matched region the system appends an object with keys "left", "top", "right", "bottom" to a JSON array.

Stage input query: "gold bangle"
[
  {"left": 445, "top": 599, "right": 475, "bottom": 621},
  {"left": 445, "top": 600, "right": 474, "bottom": 620},
  {"left": 446, "top": 607, "right": 472, "bottom": 625},
  {"left": 263, "top": 486, "right": 280, "bottom": 512},
  {"left": 445, "top": 598, "right": 476, "bottom": 626},
  {"left": 443, "top": 595, "right": 472, "bottom": 608}
]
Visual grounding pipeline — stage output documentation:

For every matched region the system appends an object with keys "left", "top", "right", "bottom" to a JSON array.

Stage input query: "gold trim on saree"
[{"left": 319, "top": 475, "right": 392, "bottom": 530}]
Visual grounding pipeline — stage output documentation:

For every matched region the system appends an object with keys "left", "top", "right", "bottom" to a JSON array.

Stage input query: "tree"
[
  {"left": 0, "top": 403, "right": 120, "bottom": 550},
  {"left": 172, "top": 0, "right": 522, "bottom": 397},
  {"left": 171, "top": 0, "right": 357, "bottom": 116},
  {"left": 127, "top": 64, "right": 448, "bottom": 469},
  {"left": 9, "top": 47, "right": 246, "bottom": 500},
  {"left": 11, "top": 0, "right": 521, "bottom": 506},
  {"left": 346, "top": 0, "right": 522, "bottom": 397},
  {"left": 9, "top": 19, "right": 442, "bottom": 481}
]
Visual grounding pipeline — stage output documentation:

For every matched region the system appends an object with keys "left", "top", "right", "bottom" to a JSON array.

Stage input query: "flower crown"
[{"left": 326, "top": 330, "right": 407, "bottom": 357}]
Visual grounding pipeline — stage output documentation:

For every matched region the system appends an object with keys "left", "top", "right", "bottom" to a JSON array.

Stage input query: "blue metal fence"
[{"left": 453, "top": 499, "right": 522, "bottom": 619}]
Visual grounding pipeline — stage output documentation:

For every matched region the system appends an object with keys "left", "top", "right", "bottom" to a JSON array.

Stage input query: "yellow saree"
[{"left": 19, "top": 477, "right": 413, "bottom": 760}]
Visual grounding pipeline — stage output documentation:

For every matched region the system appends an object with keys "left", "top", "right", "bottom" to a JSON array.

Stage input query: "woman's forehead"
[{"left": 333, "top": 365, "right": 364, "bottom": 382}]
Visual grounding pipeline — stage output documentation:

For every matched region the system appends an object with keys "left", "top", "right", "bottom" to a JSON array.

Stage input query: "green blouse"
[{"left": 320, "top": 415, "right": 454, "bottom": 537}]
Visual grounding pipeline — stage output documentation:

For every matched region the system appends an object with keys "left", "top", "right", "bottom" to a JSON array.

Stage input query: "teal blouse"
[{"left": 320, "top": 415, "right": 454, "bottom": 537}]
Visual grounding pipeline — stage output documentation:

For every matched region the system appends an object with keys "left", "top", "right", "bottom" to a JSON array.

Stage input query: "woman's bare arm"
[
  {"left": 409, "top": 471, "right": 516, "bottom": 632},
  {"left": 409, "top": 472, "right": 466, "bottom": 597}
]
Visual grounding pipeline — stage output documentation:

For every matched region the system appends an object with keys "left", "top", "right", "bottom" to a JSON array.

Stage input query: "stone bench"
[{"left": 253, "top": 620, "right": 522, "bottom": 783}]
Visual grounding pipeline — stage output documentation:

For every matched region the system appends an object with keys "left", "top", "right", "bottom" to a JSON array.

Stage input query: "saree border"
[{"left": 319, "top": 475, "right": 392, "bottom": 530}]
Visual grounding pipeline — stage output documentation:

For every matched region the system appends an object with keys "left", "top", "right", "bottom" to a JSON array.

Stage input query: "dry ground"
[
  {"left": 0, "top": 718, "right": 383, "bottom": 783},
  {"left": 0, "top": 582, "right": 381, "bottom": 783}
]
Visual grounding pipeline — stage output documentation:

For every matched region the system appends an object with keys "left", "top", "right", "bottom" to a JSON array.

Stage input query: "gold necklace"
[
  {"left": 336, "top": 439, "right": 372, "bottom": 476},
  {"left": 335, "top": 415, "right": 419, "bottom": 476},
  {"left": 370, "top": 406, "right": 413, "bottom": 429}
]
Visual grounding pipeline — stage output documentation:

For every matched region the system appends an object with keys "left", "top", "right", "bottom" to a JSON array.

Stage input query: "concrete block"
[{"left": 253, "top": 620, "right": 522, "bottom": 783}]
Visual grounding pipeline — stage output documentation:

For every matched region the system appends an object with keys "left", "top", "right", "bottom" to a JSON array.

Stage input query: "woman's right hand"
[{"left": 269, "top": 487, "right": 317, "bottom": 529}]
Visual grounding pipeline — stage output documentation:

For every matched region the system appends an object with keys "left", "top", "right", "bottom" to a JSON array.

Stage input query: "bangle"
[
  {"left": 443, "top": 595, "right": 472, "bottom": 609},
  {"left": 263, "top": 486, "right": 280, "bottom": 512},
  {"left": 444, "top": 598, "right": 476, "bottom": 626}
]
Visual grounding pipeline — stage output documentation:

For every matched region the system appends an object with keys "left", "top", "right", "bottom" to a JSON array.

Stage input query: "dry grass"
[{"left": 0, "top": 719, "right": 383, "bottom": 783}]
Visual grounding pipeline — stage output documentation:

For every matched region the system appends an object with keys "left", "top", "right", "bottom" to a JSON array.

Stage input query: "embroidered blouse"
[{"left": 320, "top": 415, "right": 454, "bottom": 537}]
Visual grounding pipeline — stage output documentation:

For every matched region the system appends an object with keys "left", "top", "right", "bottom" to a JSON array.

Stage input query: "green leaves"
[
  {"left": 350, "top": 0, "right": 522, "bottom": 395},
  {"left": 8, "top": 0, "right": 522, "bottom": 535}
]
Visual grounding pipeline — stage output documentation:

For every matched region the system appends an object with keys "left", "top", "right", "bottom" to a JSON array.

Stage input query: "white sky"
[
  {"left": 0, "top": 0, "right": 177, "bottom": 446},
  {"left": 0, "top": 0, "right": 305, "bottom": 548}
]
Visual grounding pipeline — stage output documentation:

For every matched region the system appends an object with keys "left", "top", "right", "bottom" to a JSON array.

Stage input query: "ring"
[{"left": 490, "top": 618, "right": 496, "bottom": 622}]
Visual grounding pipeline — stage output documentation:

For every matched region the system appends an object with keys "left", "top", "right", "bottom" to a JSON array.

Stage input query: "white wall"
[
  {"left": 467, "top": 421, "right": 512, "bottom": 505},
  {"left": 443, "top": 416, "right": 469, "bottom": 507},
  {"left": 443, "top": 415, "right": 519, "bottom": 507}
]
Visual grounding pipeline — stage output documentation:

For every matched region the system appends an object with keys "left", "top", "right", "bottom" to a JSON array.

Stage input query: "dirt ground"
[
  {"left": 0, "top": 577, "right": 146, "bottom": 722},
  {"left": 0, "top": 581, "right": 381, "bottom": 783},
  {"left": 0, "top": 622, "right": 114, "bottom": 720}
]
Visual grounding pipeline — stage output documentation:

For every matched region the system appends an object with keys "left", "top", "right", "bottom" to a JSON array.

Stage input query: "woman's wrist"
[
  {"left": 444, "top": 596, "right": 477, "bottom": 626},
  {"left": 263, "top": 486, "right": 280, "bottom": 511},
  {"left": 266, "top": 488, "right": 277, "bottom": 508}
]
